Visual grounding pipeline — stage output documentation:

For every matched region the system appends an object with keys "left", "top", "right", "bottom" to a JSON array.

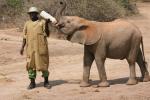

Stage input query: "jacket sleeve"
[
  {"left": 23, "top": 22, "right": 28, "bottom": 39},
  {"left": 41, "top": 20, "right": 48, "bottom": 37}
]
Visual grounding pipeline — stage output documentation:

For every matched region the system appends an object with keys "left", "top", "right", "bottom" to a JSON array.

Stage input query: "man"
[{"left": 20, "top": 7, "right": 51, "bottom": 89}]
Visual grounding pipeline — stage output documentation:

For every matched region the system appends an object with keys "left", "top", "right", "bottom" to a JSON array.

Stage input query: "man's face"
[{"left": 29, "top": 12, "right": 39, "bottom": 21}]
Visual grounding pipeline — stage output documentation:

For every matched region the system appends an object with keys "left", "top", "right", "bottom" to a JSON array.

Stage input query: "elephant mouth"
[
  {"left": 57, "top": 29, "right": 73, "bottom": 41},
  {"left": 66, "top": 33, "right": 74, "bottom": 41},
  {"left": 60, "top": 27, "right": 75, "bottom": 34},
  {"left": 56, "top": 26, "right": 75, "bottom": 41}
]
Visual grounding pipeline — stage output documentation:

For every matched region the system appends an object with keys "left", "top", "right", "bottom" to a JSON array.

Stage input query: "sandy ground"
[{"left": 0, "top": 3, "right": 150, "bottom": 100}]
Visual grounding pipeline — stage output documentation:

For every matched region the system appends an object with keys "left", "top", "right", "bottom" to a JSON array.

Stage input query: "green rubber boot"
[
  {"left": 27, "top": 78, "right": 36, "bottom": 90},
  {"left": 44, "top": 77, "right": 51, "bottom": 89}
]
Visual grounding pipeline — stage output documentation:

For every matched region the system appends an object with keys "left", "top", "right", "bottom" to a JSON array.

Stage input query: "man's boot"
[
  {"left": 28, "top": 78, "right": 36, "bottom": 89},
  {"left": 44, "top": 77, "right": 51, "bottom": 89}
]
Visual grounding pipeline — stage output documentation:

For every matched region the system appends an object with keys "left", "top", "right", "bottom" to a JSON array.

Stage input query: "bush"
[
  {"left": 50, "top": 0, "right": 126, "bottom": 21},
  {"left": 48, "top": 0, "right": 138, "bottom": 21},
  {"left": 115, "top": 0, "right": 129, "bottom": 8},
  {"left": 0, "top": 0, "right": 139, "bottom": 30},
  {"left": 115, "top": 0, "right": 138, "bottom": 15},
  {"left": 6, "top": 0, "right": 23, "bottom": 11}
]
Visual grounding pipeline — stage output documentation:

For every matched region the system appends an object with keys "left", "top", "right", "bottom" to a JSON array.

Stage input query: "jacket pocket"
[{"left": 38, "top": 34, "right": 48, "bottom": 55}]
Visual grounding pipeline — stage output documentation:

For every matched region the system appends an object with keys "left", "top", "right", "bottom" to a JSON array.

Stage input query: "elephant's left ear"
[
  {"left": 69, "top": 30, "right": 87, "bottom": 44},
  {"left": 73, "top": 23, "right": 101, "bottom": 45}
]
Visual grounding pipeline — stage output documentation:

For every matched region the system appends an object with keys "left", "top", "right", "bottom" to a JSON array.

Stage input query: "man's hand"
[
  {"left": 20, "top": 38, "right": 26, "bottom": 55},
  {"left": 46, "top": 19, "right": 51, "bottom": 23},
  {"left": 20, "top": 48, "right": 24, "bottom": 55}
]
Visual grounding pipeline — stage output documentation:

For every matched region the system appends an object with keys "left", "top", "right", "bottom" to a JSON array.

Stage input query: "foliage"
[
  {"left": 6, "top": 0, "right": 23, "bottom": 11},
  {"left": 115, "top": 0, "right": 130, "bottom": 8},
  {"left": 48, "top": 0, "right": 127, "bottom": 21},
  {"left": 0, "top": 0, "right": 138, "bottom": 29}
]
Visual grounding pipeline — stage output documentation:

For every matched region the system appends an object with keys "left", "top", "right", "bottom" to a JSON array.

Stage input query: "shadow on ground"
[
  {"left": 36, "top": 80, "right": 68, "bottom": 88},
  {"left": 89, "top": 77, "right": 129, "bottom": 85},
  {"left": 35, "top": 77, "right": 144, "bottom": 88}
]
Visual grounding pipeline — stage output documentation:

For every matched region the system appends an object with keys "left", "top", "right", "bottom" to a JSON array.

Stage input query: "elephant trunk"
[{"left": 55, "top": 0, "right": 66, "bottom": 21}]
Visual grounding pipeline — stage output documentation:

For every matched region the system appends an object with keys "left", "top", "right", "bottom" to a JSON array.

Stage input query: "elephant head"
[{"left": 55, "top": 1, "right": 101, "bottom": 45}]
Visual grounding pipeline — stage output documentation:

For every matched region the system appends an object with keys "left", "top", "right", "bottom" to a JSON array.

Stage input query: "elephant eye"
[{"left": 67, "top": 21, "right": 70, "bottom": 23}]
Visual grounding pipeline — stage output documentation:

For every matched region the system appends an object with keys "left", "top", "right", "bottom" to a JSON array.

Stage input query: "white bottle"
[{"left": 40, "top": 11, "right": 57, "bottom": 24}]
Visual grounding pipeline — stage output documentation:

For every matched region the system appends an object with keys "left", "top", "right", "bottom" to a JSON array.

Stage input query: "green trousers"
[{"left": 28, "top": 69, "right": 49, "bottom": 79}]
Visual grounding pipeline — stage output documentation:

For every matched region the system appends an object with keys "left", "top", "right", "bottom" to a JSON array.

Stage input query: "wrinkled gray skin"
[{"left": 55, "top": 1, "right": 150, "bottom": 87}]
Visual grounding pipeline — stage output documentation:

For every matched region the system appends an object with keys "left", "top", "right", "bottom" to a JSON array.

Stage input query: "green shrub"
[
  {"left": 115, "top": 0, "right": 129, "bottom": 8},
  {"left": 49, "top": 0, "right": 126, "bottom": 21},
  {"left": 6, "top": 0, "right": 23, "bottom": 11},
  {"left": 115, "top": 0, "right": 139, "bottom": 14}
]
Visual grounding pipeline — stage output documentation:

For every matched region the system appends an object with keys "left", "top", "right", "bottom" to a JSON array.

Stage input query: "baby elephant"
[{"left": 55, "top": 15, "right": 150, "bottom": 87}]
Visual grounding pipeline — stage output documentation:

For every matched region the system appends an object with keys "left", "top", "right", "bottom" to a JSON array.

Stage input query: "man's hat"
[{"left": 28, "top": 7, "right": 39, "bottom": 13}]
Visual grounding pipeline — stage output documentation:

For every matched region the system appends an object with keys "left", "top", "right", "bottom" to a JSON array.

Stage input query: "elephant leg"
[
  {"left": 136, "top": 49, "right": 150, "bottom": 82},
  {"left": 126, "top": 59, "right": 138, "bottom": 85},
  {"left": 80, "top": 46, "right": 94, "bottom": 87},
  {"left": 126, "top": 38, "right": 140, "bottom": 85},
  {"left": 95, "top": 57, "right": 109, "bottom": 87}
]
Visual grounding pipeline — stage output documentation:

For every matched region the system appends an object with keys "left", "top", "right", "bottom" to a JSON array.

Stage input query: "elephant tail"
[{"left": 141, "top": 37, "right": 148, "bottom": 67}]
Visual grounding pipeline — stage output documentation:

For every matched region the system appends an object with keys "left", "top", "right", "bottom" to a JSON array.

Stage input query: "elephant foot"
[
  {"left": 126, "top": 78, "right": 138, "bottom": 85},
  {"left": 98, "top": 81, "right": 110, "bottom": 87},
  {"left": 138, "top": 77, "right": 144, "bottom": 82},
  {"left": 139, "top": 73, "right": 150, "bottom": 82},
  {"left": 80, "top": 81, "right": 90, "bottom": 87},
  {"left": 143, "top": 74, "right": 150, "bottom": 82}
]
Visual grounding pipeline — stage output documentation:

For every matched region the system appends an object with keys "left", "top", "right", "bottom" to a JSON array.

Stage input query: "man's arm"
[
  {"left": 20, "top": 38, "right": 26, "bottom": 55},
  {"left": 20, "top": 21, "right": 28, "bottom": 55},
  {"left": 45, "top": 19, "right": 50, "bottom": 37}
]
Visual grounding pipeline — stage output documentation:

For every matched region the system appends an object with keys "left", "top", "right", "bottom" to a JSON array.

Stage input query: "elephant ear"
[
  {"left": 69, "top": 30, "right": 87, "bottom": 44},
  {"left": 69, "top": 22, "right": 101, "bottom": 45}
]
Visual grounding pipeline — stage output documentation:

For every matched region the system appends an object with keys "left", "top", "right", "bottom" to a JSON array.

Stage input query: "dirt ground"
[{"left": 0, "top": 3, "right": 150, "bottom": 100}]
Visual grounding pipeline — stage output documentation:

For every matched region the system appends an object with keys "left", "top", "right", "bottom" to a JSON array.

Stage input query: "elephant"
[{"left": 54, "top": 1, "right": 150, "bottom": 87}]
